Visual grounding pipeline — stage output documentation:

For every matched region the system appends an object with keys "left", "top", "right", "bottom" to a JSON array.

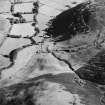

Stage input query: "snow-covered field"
[
  {"left": 10, "top": 23, "right": 35, "bottom": 37},
  {"left": 14, "top": 3, "right": 34, "bottom": 13}
]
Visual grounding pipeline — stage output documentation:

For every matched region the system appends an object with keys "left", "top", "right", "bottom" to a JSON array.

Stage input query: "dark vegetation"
[
  {"left": 75, "top": 50, "right": 105, "bottom": 85},
  {"left": 44, "top": 1, "right": 93, "bottom": 42},
  {"left": 0, "top": 81, "right": 37, "bottom": 105}
]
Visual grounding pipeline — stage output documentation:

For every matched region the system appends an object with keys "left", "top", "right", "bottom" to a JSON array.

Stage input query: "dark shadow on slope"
[
  {"left": 0, "top": 73, "right": 103, "bottom": 105},
  {"left": 75, "top": 50, "right": 105, "bottom": 85},
  {"left": 44, "top": 1, "right": 93, "bottom": 42}
]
